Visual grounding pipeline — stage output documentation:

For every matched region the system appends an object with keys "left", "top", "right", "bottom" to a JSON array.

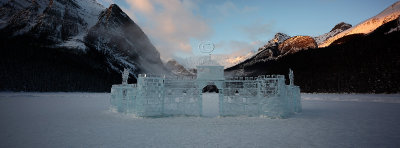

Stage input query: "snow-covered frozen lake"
[{"left": 0, "top": 93, "right": 399, "bottom": 148}]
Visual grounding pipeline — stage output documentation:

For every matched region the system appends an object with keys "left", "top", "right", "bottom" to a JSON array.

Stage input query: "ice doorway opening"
[
  {"left": 202, "top": 85, "right": 219, "bottom": 117},
  {"left": 202, "top": 85, "right": 219, "bottom": 93}
]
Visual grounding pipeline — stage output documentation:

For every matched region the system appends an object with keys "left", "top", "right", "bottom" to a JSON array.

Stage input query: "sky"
[{"left": 97, "top": 0, "right": 399, "bottom": 61}]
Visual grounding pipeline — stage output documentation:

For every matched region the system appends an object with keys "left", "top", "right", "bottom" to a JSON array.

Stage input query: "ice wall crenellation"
[{"left": 110, "top": 66, "right": 301, "bottom": 118}]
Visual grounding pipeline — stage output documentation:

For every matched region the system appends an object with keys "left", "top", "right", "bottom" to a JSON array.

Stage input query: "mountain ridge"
[
  {"left": 226, "top": 16, "right": 400, "bottom": 93},
  {"left": 226, "top": 1, "right": 400, "bottom": 93}
]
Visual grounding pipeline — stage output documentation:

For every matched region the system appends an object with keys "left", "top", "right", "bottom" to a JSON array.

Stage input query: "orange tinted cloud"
[{"left": 127, "top": 0, "right": 154, "bottom": 14}]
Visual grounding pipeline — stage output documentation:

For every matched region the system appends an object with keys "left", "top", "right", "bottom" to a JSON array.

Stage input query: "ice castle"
[
  {"left": 110, "top": 62, "right": 301, "bottom": 118},
  {"left": 111, "top": 41, "right": 301, "bottom": 118}
]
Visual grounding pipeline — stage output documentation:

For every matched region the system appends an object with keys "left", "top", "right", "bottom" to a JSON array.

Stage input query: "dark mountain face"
[
  {"left": 0, "top": 0, "right": 168, "bottom": 92},
  {"left": 226, "top": 17, "right": 400, "bottom": 93},
  {"left": 330, "top": 33, "right": 365, "bottom": 46},
  {"left": 85, "top": 4, "right": 168, "bottom": 75}
]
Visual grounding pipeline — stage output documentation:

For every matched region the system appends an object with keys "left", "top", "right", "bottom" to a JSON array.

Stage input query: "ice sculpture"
[
  {"left": 110, "top": 42, "right": 301, "bottom": 118},
  {"left": 122, "top": 69, "right": 129, "bottom": 85},
  {"left": 289, "top": 68, "right": 294, "bottom": 86}
]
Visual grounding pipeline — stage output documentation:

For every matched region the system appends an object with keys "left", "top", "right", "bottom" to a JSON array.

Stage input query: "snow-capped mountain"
[
  {"left": 0, "top": 0, "right": 168, "bottom": 91},
  {"left": 314, "top": 22, "right": 352, "bottom": 45},
  {"left": 319, "top": 1, "right": 400, "bottom": 47}
]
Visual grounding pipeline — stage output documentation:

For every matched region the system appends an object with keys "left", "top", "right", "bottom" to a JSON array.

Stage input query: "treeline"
[{"left": 0, "top": 35, "right": 125, "bottom": 92}]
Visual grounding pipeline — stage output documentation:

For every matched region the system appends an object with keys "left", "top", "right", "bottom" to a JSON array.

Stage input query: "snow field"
[{"left": 0, "top": 92, "right": 399, "bottom": 147}]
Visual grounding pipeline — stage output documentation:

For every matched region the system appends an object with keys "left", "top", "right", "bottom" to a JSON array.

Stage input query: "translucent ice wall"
[{"left": 163, "top": 77, "right": 201, "bottom": 116}]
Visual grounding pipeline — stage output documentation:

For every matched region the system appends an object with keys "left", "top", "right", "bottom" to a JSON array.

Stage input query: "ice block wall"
[
  {"left": 163, "top": 77, "right": 201, "bottom": 116},
  {"left": 220, "top": 75, "right": 301, "bottom": 118}
]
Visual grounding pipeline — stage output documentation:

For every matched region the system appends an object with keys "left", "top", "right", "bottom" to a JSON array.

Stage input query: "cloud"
[
  {"left": 216, "top": 40, "right": 264, "bottom": 57},
  {"left": 128, "top": 0, "right": 154, "bottom": 13},
  {"left": 211, "top": 1, "right": 259, "bottom": 17},
  {"left": 215, "top": 1, "right": 237, "bottom": 16},
  {"left": 100, "top": 0, "right": 264, "bottom": 62},
  {"left": 241, "top": 22, "right": 275, "bottom": 40},
  {"left": 124, "top": 0, "right": 212, "bottom": 61}
]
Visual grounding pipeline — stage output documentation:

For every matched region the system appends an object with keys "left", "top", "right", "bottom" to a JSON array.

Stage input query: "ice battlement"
[
  {"left": 138, "top": 74, "right": 197, "bottom": 80},
  {"left": 225, "top": 75, "right": 285, "bottom": 81},
  {"left": 110, "top": 65, "right": 301, "bottom": 118}
]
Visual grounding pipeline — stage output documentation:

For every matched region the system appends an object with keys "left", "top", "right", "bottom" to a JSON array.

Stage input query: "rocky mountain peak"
[
  {"left": 330, "top": 22, "right": 352, "bottom": 32},
  {"left": 278, "top": 36, "right": 317, "bottom": 55},
  {"left": 99, "top": 4, "right": 129, "bottom": 26},
  {"left": 273, "top": 32, "right": 291, "bottom": 43},
  {"left": 314, "top": 22, "right": 352, "bottom": 45},
  {"left": 108, "top": 4, "right": 122, "bottom": 12},
  {"left": 258, "top": 32, "right": 290, "bottom": 52}
]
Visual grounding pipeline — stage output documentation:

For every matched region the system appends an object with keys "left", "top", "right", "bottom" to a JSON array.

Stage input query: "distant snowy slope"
[
  {"left": 319, "top": 1, "right": 400, "bottom": 47},
  {"left": 75, "top": 0, "right": 104, "bottom": 28},
  {"left": 177, "top": 52, "right": 255, "bottom": 69},
  {"left": 58, "top": 0, "right": 104, "bottom": 50},
  {"left": 165, "top": 59, "right": 194, "bottom": 76}
]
